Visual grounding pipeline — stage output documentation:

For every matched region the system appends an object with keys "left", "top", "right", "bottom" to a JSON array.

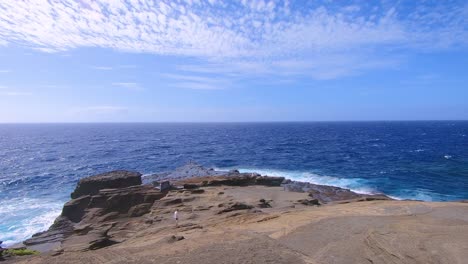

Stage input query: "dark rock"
[
  {"left": 167, "top": 235, "right": 185, "bottom": 243},
  {"left": 283, "top": 180, "right": 392, "bottom": 204},
  {"left": 24, "top": 216, "right": 74, "bottom": 246},
  {"left": 63, "top": 185, "right": 165, "bottom": 223},
  {"left": 161, "top": 198, "right": 183, "bottom": 206},
  {"left": 25, "top": 182, "right": 167, "bottom": 250},
  {"left": 254, "top": 176, "right": 284, "bottom": 186},
  {"left": 258, "top": 199, "right": 272, "bottom": 208},
  {"left": 188, "top": 189, "right": 205, "bottom": 194},
  {"left": 51, "top": 249, "right": 64, "bottom": 256},
  {"left": 71, "top": 170, "right": 142, "bottom": 199},
  {"left": 282, "top": 179, "right": 292, "bottom": 184},
  {"left": 62, "top": 195, "right": 91, "bottom": 222},
  {"left": 160, "top": 181, "right": 171, "bottom": 192},
  {"left": 176, "top": 174, "right": 285, "bottom": 188},
  {"left": 183, "top": 183, "right": 199, "bottom": 189},
  {"left": 73, "top": 224, "right": 92, "bottom": 235},
  {"left": 128, "top": 203, "right": 152, "bottom": 217},
  {"left": 217, "top": 202, "right": 254, "bottom": 214},
  {"left": 88, "top": 237, "right": 118, "bottom": 250},
  {"left": 297, "top": 199, "right": 321, "bottom": 206}
]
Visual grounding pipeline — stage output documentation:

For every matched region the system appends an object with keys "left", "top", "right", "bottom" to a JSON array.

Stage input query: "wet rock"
[{"left": 71, "top": 170, "right": 142, "bottom": 199}]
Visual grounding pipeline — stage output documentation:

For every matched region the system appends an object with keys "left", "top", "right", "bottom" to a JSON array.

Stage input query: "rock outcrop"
[
  {"left": 19, "top": 163, "right": 391, "bottom": 259},
  {"left": 14, "top": 163, "right": 468, "bottom": 264},
  {"left": 175, "top": 174, "right": 285, "bottom": 187},
  {"left": 282, "top": 181, "right": 391, "bottom": 204},
  {"left": 71, "top": 170, "right": 142, "bottom": 199},
  {"left": 24, "top": 171, "right": 164, "bottom": 252}
]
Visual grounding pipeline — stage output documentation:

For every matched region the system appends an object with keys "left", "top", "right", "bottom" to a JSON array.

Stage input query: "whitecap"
[
  {"left": 229, "top": 167, "right": 378, "bottom": 195},
  {"left": 0, "top": 197, "right": 63, "bottom": 247},
  {"left": 390, "top": 188, "right": 454, "bottom": 202},
  {"left": 444, "top": 155, "right": 452, "bottom": 159}
]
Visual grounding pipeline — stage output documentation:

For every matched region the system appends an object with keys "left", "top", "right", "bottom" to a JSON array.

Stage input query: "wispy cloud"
[
  {"left": 112, "top": 82, "right": 141, "bottom": 90},
  {"left": 71, "top": 106, "right": 128, "bottom": 115},
  {"left": 1, "top": 91, "right": 33, "bottom": 96},
  {"left": 162, "top": 73, "right": 230, "bottom": 90},
  {"left": 0, "top": 1, "right": 466, "bottom": 79},
  {"left": 118, "top": 65, "right": 137, "bottom": 69},
  {"left": 0, "top": 85, "right": 33, "bottom": 96},
  {"left": 91, "top": 66, "right": 113, "bottom": 71},
  {"left": 0, "top": 70, "right": 11, "bottom": 73}
]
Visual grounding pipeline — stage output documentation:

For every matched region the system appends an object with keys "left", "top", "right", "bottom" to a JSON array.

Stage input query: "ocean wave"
[
  {"left": 0, "top": 197, "right": 62, "bottom": 246},
  {"left": 223, "top": 167, "right": 379, "bottom": 195},
  {"left": 390, "top": 188, "right": 457, "bottom": 202},
  {"left": 218, "top": 167, "right": 451, "bottom": 201}
]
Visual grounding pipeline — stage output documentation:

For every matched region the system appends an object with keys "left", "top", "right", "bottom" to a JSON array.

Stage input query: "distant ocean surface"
[{"left": 1, "top": 122, "right": 467, "bottom": 246}]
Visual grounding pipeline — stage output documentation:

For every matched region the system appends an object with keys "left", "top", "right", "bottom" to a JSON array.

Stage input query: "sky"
[{"left": 0, "top": 0, "right": 467, "bottom": 122}]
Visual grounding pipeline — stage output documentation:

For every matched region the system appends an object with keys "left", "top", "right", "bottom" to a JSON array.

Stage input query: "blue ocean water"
[{"left": 1, "top": 122, "right": 467, "bottom": 246}]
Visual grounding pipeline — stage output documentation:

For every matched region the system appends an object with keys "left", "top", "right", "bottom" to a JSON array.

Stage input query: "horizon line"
[{"left": 1, "top": 120, "right": 467, "bottom": 124}]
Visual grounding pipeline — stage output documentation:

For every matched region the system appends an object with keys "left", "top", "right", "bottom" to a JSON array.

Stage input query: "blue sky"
[{"left": 0, "top": 0, "right": 467, "bottom": 122}]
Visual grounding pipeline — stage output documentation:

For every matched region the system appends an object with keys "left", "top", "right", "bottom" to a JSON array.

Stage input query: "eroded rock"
[{"left": 71, "top": 170, "right": 142, "bottom": 199}]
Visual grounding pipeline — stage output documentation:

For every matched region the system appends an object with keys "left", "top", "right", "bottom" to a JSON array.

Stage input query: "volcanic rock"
[{"left": 71, "top": 170, "right": 142, "bottom": 199}]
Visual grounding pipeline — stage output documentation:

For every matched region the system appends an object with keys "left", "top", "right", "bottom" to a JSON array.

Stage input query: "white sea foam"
[
  {"left": 390, "top": 188, "right": 457, "bottom": 202},
  {"left": 0, "top": 197, "right": 62, "bottom": 247},
  {"left": 218, "top": 167, "right": 451, "bottom": 201}
]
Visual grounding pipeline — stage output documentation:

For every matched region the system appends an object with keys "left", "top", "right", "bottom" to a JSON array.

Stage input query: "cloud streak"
[
  {"left": 71, "top": 106, "right": 128, "bottom": 115},
  {"left": 112, "top": 82, "right": 141, "bottom": 90},
  {"left": 91, "top": 66, "right": 113, "bottom": 71}
]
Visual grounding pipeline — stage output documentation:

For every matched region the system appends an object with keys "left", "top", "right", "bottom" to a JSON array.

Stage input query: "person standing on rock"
[{"left": 173, "top": 210, "right": 179, "bottom": 227}]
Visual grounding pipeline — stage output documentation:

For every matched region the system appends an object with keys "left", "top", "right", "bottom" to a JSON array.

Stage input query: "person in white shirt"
[{"left": 173, "top": 210, "right": 179, "bottom": 227}]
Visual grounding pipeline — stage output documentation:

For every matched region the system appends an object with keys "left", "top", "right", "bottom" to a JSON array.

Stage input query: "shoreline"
[
  {"left": 2, "top": 164, "right": 467, "bottom": 263},
  {"left": 2, "top": 163, "right": 463, "bottom": 248}
]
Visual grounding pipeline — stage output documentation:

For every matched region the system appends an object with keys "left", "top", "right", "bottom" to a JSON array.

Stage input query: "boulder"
[{"left": 71, "top": 170, "right": 142, "bottom": 199}]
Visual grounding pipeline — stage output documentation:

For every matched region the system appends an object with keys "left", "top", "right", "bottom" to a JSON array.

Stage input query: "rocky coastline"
[{"left": 3, "top": 163, "right": 468, "bottom": 264}]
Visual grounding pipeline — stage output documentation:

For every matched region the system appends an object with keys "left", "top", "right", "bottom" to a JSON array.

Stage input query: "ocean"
[{"left": 1, "top": 122, "right": 467, "bottom": 246}]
